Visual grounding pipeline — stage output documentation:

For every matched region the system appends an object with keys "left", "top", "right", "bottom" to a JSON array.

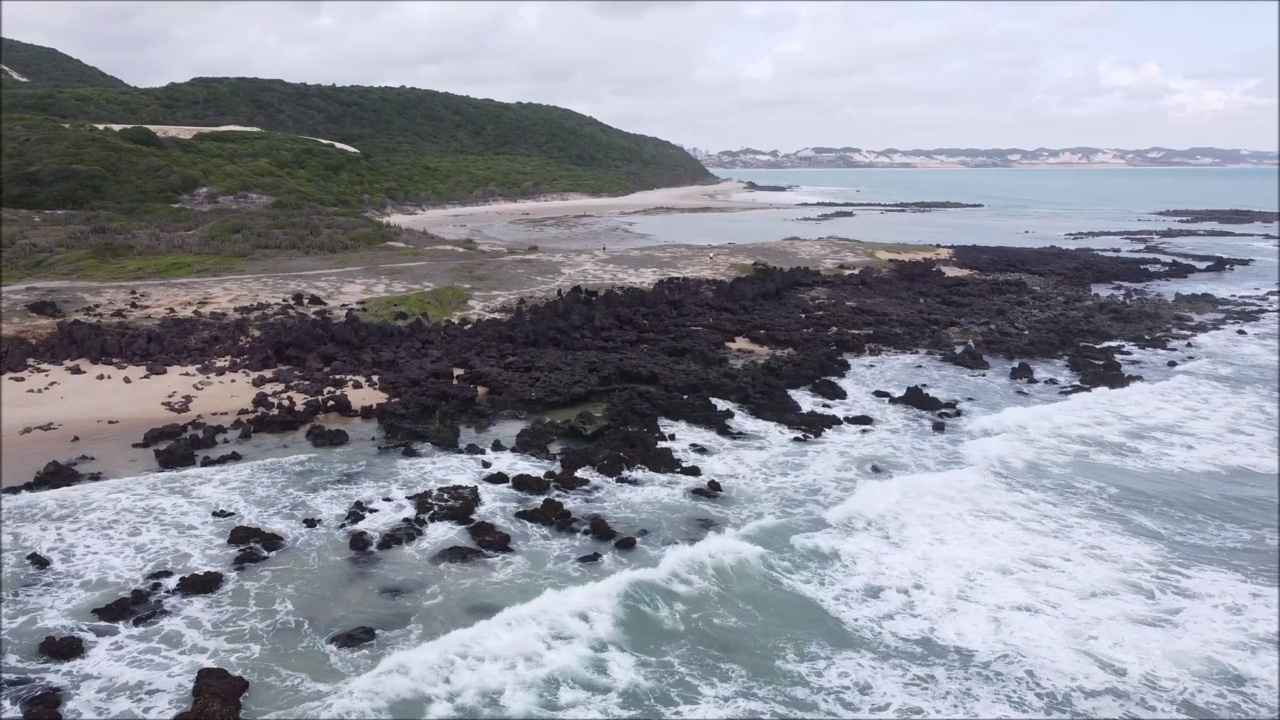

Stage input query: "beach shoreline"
[
  {"left": 1, "top": 362, "right": 385, "bottom": 488},
  {"left": 381, "top": 180, "right": 788, "bottom": 233}
]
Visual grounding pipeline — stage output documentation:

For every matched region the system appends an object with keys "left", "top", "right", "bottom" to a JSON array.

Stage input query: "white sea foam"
[
  {"left": 3, "top": 294, "right": 1277, "bottom": 718},
  {"left": 296, "top": 534, "right": 765, "bottom": 718}
]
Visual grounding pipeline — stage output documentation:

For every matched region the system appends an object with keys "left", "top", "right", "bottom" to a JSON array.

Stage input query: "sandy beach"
[
  {"left": 1, "top": 361, "right": 385, "bottom": 487},
  {"left": 382, "top": 180, "right": 790, "bottom": 234}
]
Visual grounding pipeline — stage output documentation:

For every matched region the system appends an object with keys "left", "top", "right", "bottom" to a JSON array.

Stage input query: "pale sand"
[
  {"left": 725, "top": 336, "right": 794, "bottom": 357},
  {"left": 867, "top": 247, "right": 973, "bottom": 276},
  {"left": 84, "top": 124, "right": 361, "bottom": 153},
  {"left": 382, "top": 181, "right": 790, "bottom": 233},
  {"left": 2, "top": 362, "right": 385, "bottom": 488}
]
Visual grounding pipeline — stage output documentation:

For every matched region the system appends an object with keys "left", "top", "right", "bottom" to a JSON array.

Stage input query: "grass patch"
[
  {"left": 3, "top": 251, "right": 243, "bottom": 282},
  {"left": 359, "top": 286, "right": 471, "bottom": 322},
  {"left": 1, "top": 206, "right": 443, "bottom": 282},
  {"left": 728, "top": 262, "right": 758, "bottom": 276},
  {"left": 397, "top": 248, "right": 424, "bottom": 258}
]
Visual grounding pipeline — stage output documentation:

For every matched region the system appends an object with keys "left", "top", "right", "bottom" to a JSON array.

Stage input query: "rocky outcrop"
[
  {"left": 37, "top": 636, "right": 85, "bottom": 662},
  {"left": 467, "top": 521, "right": 514, "bottom": 553},
  {"left": 26, "top": 552, "right": 51, "bottom": 569},
  {"left": 3, "top": 460, "right": 103, "bottom": 495},
  {"left": 305, "top": 424, "right": 349, "bottom": 448},
  {"left": 0, "top": 247, "right": 1264, "bottom": 503},
  {"left": 174, "top": 571, "right": 224, "bottom": 596},
  {"left": 431, "top": 546, "right": 490, "bottom": 564},
  {"left": 1009, "top": 362, "right": 1037, "bottom": 382},
  {"left": 90, "top": 588, "right": 167, "bottom": 625},
  {"left": 173, "top": 667, "right": 250, "bottom": 720},
  {"left": 941, "top": 345, "right": 990, "bottom": 370},
  {"left": 888, "top": 386, "right": 956, "bottom": 413}
]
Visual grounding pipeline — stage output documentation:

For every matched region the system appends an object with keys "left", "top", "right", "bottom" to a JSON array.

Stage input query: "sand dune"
[{"left": 86, "top": 123, "right": 361, "bottom": 153}]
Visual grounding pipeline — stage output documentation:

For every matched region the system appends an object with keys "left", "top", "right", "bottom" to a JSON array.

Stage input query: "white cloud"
[{"left": 1, "top": 0, "right": 1275, "bottom": 150}]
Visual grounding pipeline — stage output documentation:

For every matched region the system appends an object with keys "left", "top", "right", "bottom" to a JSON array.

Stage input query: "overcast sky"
[{"left": 3, "top": 1, "right": 1277, "bottom": 151}]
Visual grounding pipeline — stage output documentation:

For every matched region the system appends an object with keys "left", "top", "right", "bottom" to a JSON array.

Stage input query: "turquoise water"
[
  {"left": 3, "top": 169, "right": 1277, "bottom": 719},
  {"left": 606, "top": 167, "right": 1280, "bottom": 249},
  {"left": 716, "top": 167, "right": 1280, "bottom": 212}
]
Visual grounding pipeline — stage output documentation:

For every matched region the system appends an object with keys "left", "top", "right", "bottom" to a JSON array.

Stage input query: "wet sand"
[{"left": 1, "top": 362, "right": 385, "bottom": 487}]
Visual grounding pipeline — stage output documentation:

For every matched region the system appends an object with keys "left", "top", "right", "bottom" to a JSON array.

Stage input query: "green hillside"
[
  {"left": 0, "top": 37, "right": 130, "bottom": 88},
  {"left": 0, "top": 38, "right": 714, "bottom": 282},
  {"left": 1, "top": 75, "right": 714, "bottom": 208},
  {"left": 1, "top": 116, "right": 647, "bottom": 209}
]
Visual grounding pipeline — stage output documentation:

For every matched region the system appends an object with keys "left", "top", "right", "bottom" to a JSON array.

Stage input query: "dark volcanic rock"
[
  {"left": 16, "top": 685, "right": 64, "bottom": 720},
  {"left": 843, "top": 414, "right": 874, "bottom": 426},
  {"left": 513, "top": 419, "right": 559, "bottom": 459},
  {"left": 614, "top": 536, "right": 637, "bottom": 550},
  {"left": 942, "top": 344, "right": 990, "bottom": 370},
  {"left": 37, "top": 635, "right": 85, "bottom": 662},
  {"left": 932, "top": 420, "right": 947, "bottom": 433},
  {"left": 587, "top": 516, "right": 619, "bottom": 541},
  {"left": 329, "top": 626, "right": 376, "bottom": 649},
  {"left": 305, "top": 424, "right": 350, "bottom": 448},
  {"left": 3, "top": 460, "right": 103, "bottom": 495},
  {"left": 1010, "top": 362, "right": 1038, "bottom": 382},
  {"left": 90, "top": 588, "right": 167, "bottom": 625},
  {"left": 576, "top": 552, "right": 603, "bottom": 563},
  {"left": 211, "top": 509, "right": 236, "bottom": 519},
  {"left": 154, "top": 438, "right": 197, "bottom": 470},
  {"left": 890, "top": 386, "right": 956, "bottom": 413},
  {"left": 375, "top": 518, "right": 425, "bottom": 551},
  {"left": 808, "top": 378, "right": 847, "bottom": 401},
  {"left": 468, "top": 521, "right": 514, "bottom": 553},
  {"left": 510, "top": 473, "right": 552, "bottom": 495},
  {"left": 141, "top": 423, "right": 187, "bottom": 447},
  {"left": 175, "top": 571, "right": 224, "bottom": 596},
  {"left": 0, "top": 246, "right": 1258, "bottom": 500},
  {"left": 26, "top": 552, "right": 51, "bottom": 570},
  {"left": 481, "top": 471, "right": 511, "bottom": 485},
  {"left": 348, "top": 531, "right": 372, "bottom": 552},
  {"left": 431, "top": 546, "right": 490, "bottom": 564},
  {"left": 515, "top": 498, "right": 575, "bottom": 529},
  {"left": 24, "top": 300, "right": 63, "bottom": 319},
  {"left": 200, "top": 451, "right": 244, "bottom": 468},
  {"left": 173, "top": 667, "right": 250, "bottom": 720},
  {"left": 302, "top": 518, "right": 322, "bottom": 529},
  {"left": 226, "top": 526, "right": 285, "bottom": 553}
]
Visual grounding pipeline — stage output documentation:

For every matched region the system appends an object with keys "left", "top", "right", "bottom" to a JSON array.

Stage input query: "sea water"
[{"left": 2, "top": 169, "right": 1277, "bottom": 719}]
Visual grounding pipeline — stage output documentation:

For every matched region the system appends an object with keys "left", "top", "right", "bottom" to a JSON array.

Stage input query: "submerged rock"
[
  {"left": 431, "top": 546, "right": 490, "bottom": 564},
  {"left": 328, "top": 626, "right": 377, "bottom": 649}
]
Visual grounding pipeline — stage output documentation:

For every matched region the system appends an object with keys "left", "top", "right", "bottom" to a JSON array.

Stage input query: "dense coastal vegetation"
[
  {"left": 0, "top": 36, "right": 130, "bottom": 88},
  {"left": 0, "top": 38, "right": 712, "bottom": 281}
]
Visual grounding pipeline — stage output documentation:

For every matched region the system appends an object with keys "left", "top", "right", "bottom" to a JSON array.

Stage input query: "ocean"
[{"left": 3, "top": 168, "right": 1278, "bottom": 719}]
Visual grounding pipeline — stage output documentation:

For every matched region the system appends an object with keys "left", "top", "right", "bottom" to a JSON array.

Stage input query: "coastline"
[
  {"left": 707, "top": 164, "right": 1279, "bottom": 171},
  {"left": 382, "top": 180, "right": 791, "bottom": 233},
  {"left": 1, "top": 362, "right": 385, "bottom": 487}
]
